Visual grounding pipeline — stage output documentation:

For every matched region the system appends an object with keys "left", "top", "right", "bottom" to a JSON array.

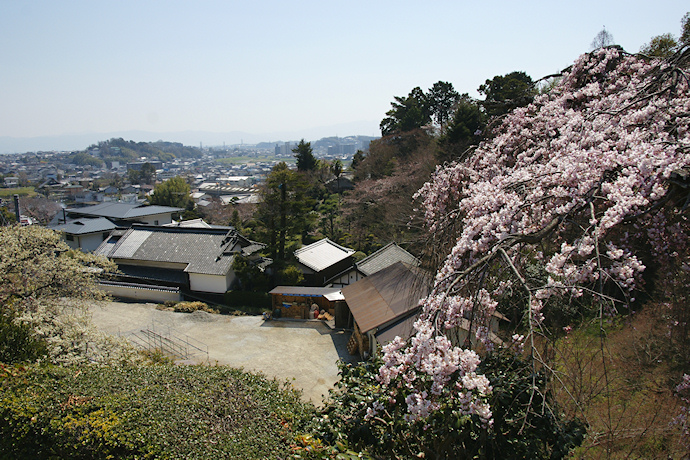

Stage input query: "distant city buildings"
[{"left": 274, "top": 142, "right": 292, "bottom": 156}]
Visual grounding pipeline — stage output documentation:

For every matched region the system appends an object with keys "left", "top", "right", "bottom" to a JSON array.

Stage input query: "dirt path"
[{"left": 89, "top": 301, "right": 357, "bottom": 406}]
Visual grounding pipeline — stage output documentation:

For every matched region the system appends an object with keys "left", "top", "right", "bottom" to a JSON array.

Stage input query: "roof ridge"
[
  {"left": 130, "top": 224, "right": 228, "bottom": 235},
  {"left": 356, "top": 242, "right": 397, "bottom": 266},
  {"left": 295, "top": 237, "right": 354, "bottom": 255}
]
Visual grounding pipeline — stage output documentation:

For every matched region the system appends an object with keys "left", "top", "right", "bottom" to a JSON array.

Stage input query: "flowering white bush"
[
  {"left": 16, "top": 299, "right": 138, "bottom": 365},
  {"left": 379, "top": 47, "right": 690, "bottom": 424},
  {"left": 1, "top": 225, "right": 135, "bottom": 365}
]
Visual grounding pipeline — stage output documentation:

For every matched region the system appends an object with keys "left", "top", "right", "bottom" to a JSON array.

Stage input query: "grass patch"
[
  {"left": 0, "top": 362, "right": 314, "bottom": 459},
  {"left": 0, "top": 187, "right": 36, "bottom": 198}
]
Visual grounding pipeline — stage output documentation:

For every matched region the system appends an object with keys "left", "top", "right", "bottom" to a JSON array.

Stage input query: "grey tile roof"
[
  {"left": 66, "top": 202, "right": 183, "bottom": 220},
  {"left": 356, "top": 243, "right": 419, "bottom": 276},
  {"left": 97, "top": 226, "right": 263, "bottom": 276},
  {"left": 50, "top": 217, "right": 117, "bottom": 235}
]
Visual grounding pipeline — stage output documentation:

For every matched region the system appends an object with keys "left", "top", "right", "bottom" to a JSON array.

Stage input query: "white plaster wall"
[
  {"left": 329, "top": 269, "right": 363, "bottom": 288},
  {"left": 189, "top": 272, "right": 234, "bottom": 294},
  {"left": 98, "top": 283, "right": 181, "bottom": 303},
  {"left": 77, "top": 233, "right": 108, "bottom": 253},
  {"left": 137, "top": 213, "right": 174, "bottom": 225}
]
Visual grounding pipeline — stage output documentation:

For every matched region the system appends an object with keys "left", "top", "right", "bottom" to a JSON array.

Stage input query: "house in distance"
[{"left": 49, "top": 202, "right": 184, "bottom": 252}]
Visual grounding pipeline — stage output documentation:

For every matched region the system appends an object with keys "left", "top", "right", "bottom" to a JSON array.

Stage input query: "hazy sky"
[{"left": 1, "top": 1, "right": 688, "bottom": 144}]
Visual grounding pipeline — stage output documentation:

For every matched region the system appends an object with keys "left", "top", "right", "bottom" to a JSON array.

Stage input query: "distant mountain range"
[{"left": 0, "top": 121, "right": 381, "bottom": 154}]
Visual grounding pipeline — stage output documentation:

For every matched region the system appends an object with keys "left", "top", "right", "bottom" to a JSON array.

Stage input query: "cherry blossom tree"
[{"left": 376, "top": 45, "right": 690, "bottom": 429}]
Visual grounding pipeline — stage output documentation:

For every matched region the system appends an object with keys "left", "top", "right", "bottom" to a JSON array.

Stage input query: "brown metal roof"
[
  {"left": 268, "top": 286, "right": 345, "bottom": 301},
  {"left": 342, "top": 262, "right": 431, "bottom": 334}
]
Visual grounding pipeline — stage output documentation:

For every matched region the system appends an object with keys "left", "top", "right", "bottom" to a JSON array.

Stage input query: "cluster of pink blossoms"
[{"left": 378, "top": 48, "right": 690, "bottom": 424}]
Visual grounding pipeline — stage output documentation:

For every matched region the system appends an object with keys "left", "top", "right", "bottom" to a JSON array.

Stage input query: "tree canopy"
[
  {"left": 438, "top": 94, "right": 487, "bottom": 162},
  {"left": 478, "top": 71, "right": 535, "bottom": 117},
  {"left": 255, "top": 162, "right": 314, "bottom": 262},
  {"left": 427, "top": 81, "right": 461, "bottom": 133},
  {"left": 379, "top": 82, "right": 464, "bottom": 137},
  {"left": 0, "top": 225, "right": 126, "bottom": 365},
  {"left": 590, "top": 28, "right": 616, "bottom": 50},
  {"left": 640, "top": 32, "right": 679, "bottom": 58},
  {"left": 640, "top": 12, "right": 690, "bottom": 58},
  {"left": 149, "top": 176, "right": 192, "bottom": 209},
  {"left": 380, "top": 87, "right": 431, "bottom": 136}
]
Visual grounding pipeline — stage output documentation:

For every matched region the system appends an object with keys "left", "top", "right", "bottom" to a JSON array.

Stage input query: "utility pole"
[{"left": 14, "top": 195, "right": 20, "bottom": 223}]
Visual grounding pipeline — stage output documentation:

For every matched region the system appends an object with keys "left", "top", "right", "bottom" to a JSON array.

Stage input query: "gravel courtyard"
[{"left": 89, "top": 301, "right": 358, "bottom": 406}]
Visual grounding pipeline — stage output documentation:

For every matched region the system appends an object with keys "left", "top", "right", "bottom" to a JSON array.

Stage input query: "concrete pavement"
[{"left": 88, "top": 301, "right": 358, "bottom": 406}]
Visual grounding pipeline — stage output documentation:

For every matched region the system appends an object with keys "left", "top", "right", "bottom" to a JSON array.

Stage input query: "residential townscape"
[{"left": 0, "top": 134, "right": 453, "bottom": 364}]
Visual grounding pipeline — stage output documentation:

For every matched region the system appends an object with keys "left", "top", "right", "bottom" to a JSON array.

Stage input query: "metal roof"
[
  {"left": 50, "top": 217, "right": 117, "bottom": 235},
  {"left": 269, "top": 286, "right": 345, "bottom": 301},
  {"left": 342, "top": 262, "right": 431, "bottom": 334},
  {"left": 65, "top": 202, "right": 183, "bottom": 220},
  {"left": 357, "top": 242, "right": 419, "bottom": 276},
  {"left": 163, "top": 218, "right": 213, "bottom": 228},
  {"left": 295, "top": 238, "right": 355, "bottom": 272}
]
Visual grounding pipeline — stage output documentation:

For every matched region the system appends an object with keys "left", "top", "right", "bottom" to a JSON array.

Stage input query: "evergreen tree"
[
  {"left": 293, "top": 139, "right": 317, "bottom": 172},
  {"left": 379, "top": 87, "right": 431, "bottom": 136},
  {"left": 256, "top": 162, "right": 314, "bottom": 261},
  {"left": 478, "top": 71, "right": 535, "bottom": 118}
]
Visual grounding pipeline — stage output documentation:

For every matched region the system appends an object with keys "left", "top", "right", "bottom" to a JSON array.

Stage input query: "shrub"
[
  {"left": 305, "top": 349, "right": 585, "bottom": 459},
  {"left": 171, "top": 301, "right": 218, "bottom": 314},
  {"left": 0, "top": 307, "right": 47, "bottom": 364},
  {"left": 278, "top": 265, "right": 304, "bottom": 286},
  {"left": 0, "top": 363, "right": 314, "bottom": 459}
]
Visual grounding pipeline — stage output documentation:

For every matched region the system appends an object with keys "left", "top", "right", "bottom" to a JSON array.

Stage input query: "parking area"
[{"left": 89, "top": 301, "right": 358, "bottom": 406}]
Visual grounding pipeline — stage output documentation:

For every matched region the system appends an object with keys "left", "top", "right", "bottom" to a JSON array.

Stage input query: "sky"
[{"left": 0, "top": 1, "right": 688, "bottom": 151}]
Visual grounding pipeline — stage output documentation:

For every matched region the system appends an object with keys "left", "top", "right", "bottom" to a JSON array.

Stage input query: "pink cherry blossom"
[{"left": 378, "top": 47, "right": 690, "bottom": 425}]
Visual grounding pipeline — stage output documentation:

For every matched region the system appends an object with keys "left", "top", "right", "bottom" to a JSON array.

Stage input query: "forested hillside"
[{"left": 66, "top": 138, "right": 203, "bottom": 167}]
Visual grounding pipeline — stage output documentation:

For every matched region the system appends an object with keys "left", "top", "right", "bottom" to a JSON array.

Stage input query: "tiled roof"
[
  {"left": 66, "top": 202, "right": 183, "bottom": 220},
  {"left": 164, "top": 218, "right": 213, "bottom": 228},
  {"left": 295, "top": 238, "right": 354, "bottom": 272},
  {"left": 357, "top": 243, "right": 419, "bottom": 276},
  {"left": 50, "top": 217, "right": 117, "bottom": 235},
  {"left": 96, "top": 226, "right": 263, "bottom": 276}
]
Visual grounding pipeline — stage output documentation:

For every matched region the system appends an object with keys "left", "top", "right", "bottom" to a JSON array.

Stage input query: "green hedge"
[{"left": 0, "top": 363, "right": 314, "bottom": 459}]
